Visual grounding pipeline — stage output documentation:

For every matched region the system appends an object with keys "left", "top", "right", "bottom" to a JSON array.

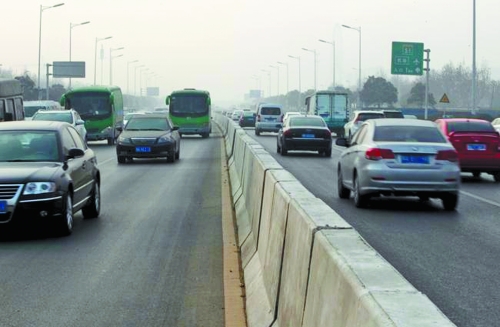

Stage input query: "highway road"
[
  {"left": 243, "top": 127, "right": 500, "bottom": 327},
  {"left": 0, "top": 133, "right": 225, "bottom": 327}
]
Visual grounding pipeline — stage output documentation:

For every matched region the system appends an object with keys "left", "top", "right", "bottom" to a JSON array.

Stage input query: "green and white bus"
[
  {"left": 166, "top": 88, "right": 211, "bottom": 138},
  {"left": 60, "top": 86, "right": 124, "bottom": 145}
]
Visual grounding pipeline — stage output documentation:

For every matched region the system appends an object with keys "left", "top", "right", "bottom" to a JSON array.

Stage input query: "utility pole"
[{"left": 424, "top": 49, "right": 431, "bottom": 120}]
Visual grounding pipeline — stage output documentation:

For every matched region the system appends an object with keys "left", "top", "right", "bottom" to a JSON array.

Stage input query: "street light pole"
[
  {"left": 134, "top": 65, "right": 145, "bottom": 96},
  {"left": 69, "top": 20, "right": 90, "bottom": 89},
  {"left": 342, "top": 24, "right": 361, "bottom": 108},
  {"left": 93, "top": 36, "right": 112, "bottom": 85},
  {"left": 288, "top": 55, "right": 302, "bottom": 109},
  {"left": 319, "top": 39, "right": 335, "bottom": 90},
  {"left": 277, "top": 61, "right": 289, "bottom": 95},
  {"left": 139, "top": 67, "right": 149, "bottom": 96},
  {"left": 109, "top": 47, "right": 124, "bottom": 85},
  {"left": 269, "top": 65, "right": 280, "bottom": 97},
  {"left": 472, "top": 0, "right": 477, "bottom": 114},
  {"left": 38, "top": 2, "right": 65, "bottom": 99},
  {"left": 302, "top": 48, "right": 317, "bottom": 91},
  {"left": 127, "top": 60, "right": 139, "bottom": 95},
  {"left": 261, "top": 69, "right": 271, "bottom": 98}
]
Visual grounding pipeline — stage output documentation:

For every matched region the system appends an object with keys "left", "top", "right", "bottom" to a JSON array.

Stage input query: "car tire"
[
  {"left": 325, "top": 149, "right": 332, "bottom": 157},
  {"left": 281, "top": 143, "right": 288, "bottom": 156},
  {"left": 442, "top": 193, "right": 458, "bottom": 211},
  {"left": 277, "top": 142, "right": 281, "bottom": 153},
  {"left": 353, "top": 174, "right": 369, "bottom": 208},
  {"left": 117, "top": 156, "right": 126, "bottom": 164},
  {"left": 167, "top": 153, "right": 175, "bottom": 163},
  {"left": 82, "top": 182, "right": 100, "bottom": 219},
  {"left": 201, "top": 133, "right": 209, "bottom": 138},
  {"left": 337, "top": 167, "right": 351, "bottom": 199},
  {"left": 107, "top": 135, "right": 115, "bottom": 145},
  {"left": 175, "top": 146, "right": 180, "bottom": 160},
  {"left": 59, "top": 193, "right": 74, "bottom": 236},
  {"left": 255, "top": 129, "right": 260, "bottom": 136}
]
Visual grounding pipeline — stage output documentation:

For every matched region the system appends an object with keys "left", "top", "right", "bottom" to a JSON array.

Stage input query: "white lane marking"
[
  {"left": 97, "top": 157, "right": 116, "bottom": 166},
  {"left": 460, "top": 190, "right": 500, "bottom": 208}
]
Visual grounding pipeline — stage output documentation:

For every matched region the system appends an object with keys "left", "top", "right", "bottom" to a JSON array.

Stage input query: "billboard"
[
  {"left": 52, "top": 61, "right": 86, "bottom": 78},
  {"left": 249, "top": 89, "right": 261, "bottom": 99},
  {"left": 146, "top": 87, "right": 160, "bottom": 96}
]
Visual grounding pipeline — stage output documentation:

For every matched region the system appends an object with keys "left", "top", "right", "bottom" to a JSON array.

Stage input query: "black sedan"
[
  {"left": 277, "top": 115, "right": 333, "bottom": 157},
  {"left": 0, "top": 121, "right": 100, "bottom": 236},
  {"left": 116, "top": 114, "right": 181, "bottom": 163}
]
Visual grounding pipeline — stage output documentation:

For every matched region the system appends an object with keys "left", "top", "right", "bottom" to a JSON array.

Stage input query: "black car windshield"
[
  {"left": 126, "top": 118, "right": 170, "bottom": 131},
  {"left": 290, "top": 117, "right": 326, "bottom": 127},
  {"left": 447, "top": 121, "right": 495, "bottom": 133},
  {"left": 374, "top": 126, "right": 447, "bottom": 143},
  {"left": 357, "top": 112, "right": 385, "bottom": 121},
  {"left": 32, "top": 112, "right": 73, "bottom": 124},
  {"left": 0, "top": 131, "right": 60, "bottom": 162}
]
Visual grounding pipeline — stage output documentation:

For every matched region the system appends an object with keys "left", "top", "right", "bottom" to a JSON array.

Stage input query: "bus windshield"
[
  {"left": 67, "top": 92, "right": 111, "bottom": 120},
  {"left": 169, "top": 94, "right": 208, "bottom": 117}
]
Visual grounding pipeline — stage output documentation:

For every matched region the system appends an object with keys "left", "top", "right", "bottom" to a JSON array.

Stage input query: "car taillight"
[
  {"left": 324, "top": 130, "right": 332, "bottom": 138},
  {"left": 365, "top": 148, "right": 395, "bottom": 160},
  {"left": 436, "top": 149, "right": 459, "bottom": 162},
  {"left": 257, "top": 114, "right": 261, "bottom": 122},
  {"left": 283, "top": 129, "right": 293, "bottom": 137}
]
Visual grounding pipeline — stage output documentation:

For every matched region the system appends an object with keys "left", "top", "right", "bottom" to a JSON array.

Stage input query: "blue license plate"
[
  {"left": 0, "top": 201, "right": 6, "bottom": 214},
  {"left": 265, "top": 117, "right": 276, "bottom": 121},
  {"left": 302, "top": 134, "right": 315, "bottom": 138},
  {"left": 467, "top": 144, "right": 486, "bottom": 151},
  {"left": 400, "top": 155, "right": 429, "bottom": 164},
  {"left": 136, "top": 146, "right": 151, "bottom": 153}
]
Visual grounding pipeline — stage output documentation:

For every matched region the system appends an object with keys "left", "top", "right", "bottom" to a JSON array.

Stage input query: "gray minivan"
[{"left": 255, "top": 103, "right": 283, "bottom": 136}]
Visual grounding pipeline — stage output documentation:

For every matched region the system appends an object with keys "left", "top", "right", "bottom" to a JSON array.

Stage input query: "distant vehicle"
[
  {"left": 277, "top": 115, "right": 332, "bottom": 157},
  {"left": 116, "top": 114, "right": 181, "bottom": 163},
  {"left": 0, "top": 120, "right": 100, "bottom": 235},
  {"left": 123, "top": 112, "right": 145, "bottom": 127},
  {"left": 492, "top": 117, "right": 500, "bottom": 133},
  {"left": 404, "top": 114, "right": 418, "bottom": 119},
  {"left": 305, "top": 91, "right": 349, "bottom": 137},
  {"left": 153, "top": 107, "right": 169, "bottom": 114},
  {"left": 231, "top": 110, "right": 243, "bottom": 121},
  {"left": 60, "top": 86, "right": 124, "bottom": 145},
  {"left": 31, "top": 109, "right": 87, "bottom": 143},
  {"left": 238, "top": 110, "right": 256, "bottom": 127},
  {"left": 435, "top": 118, "right": 500, "bottom": 181},
  {"left": 165, "top": 88, "right": 211, "bottom": 138},
  {"left": 23, "top": 100, "right": 61, "bottom": 120},
  {"left": 336, "top": 118, "right": 461, "bottom": 210},
  {"left": 283, "top": 111, "right": 301, "bottom": 124},
  {"left": 255, "top": 103, "right": 283, "bottom": 135},
  {"left": 344, "top": 110, "right": 385, "bottom": 140},
  {"left": 0, "top": 78, "right": 24, "bottom": 121},
  {"left": 382, "top": 109, "right": 404, "bottom": 118}
]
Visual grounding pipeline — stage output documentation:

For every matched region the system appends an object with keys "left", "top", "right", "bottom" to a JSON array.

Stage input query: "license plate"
[
  {"left": 136, "top": 146, "right": 151, "bottom": 153},
  {"left": 400, "top": 155, "right": 429, "bottom": 164},
  {"left": 302, "top": 134, "right": 315, "bottom": 138},
  {"left": 0, "top": 201, "right": 6, "bottom": 214},
  {"left": 265, "top": 117, "right": 276, "bottom": 121},
  {"left": 467, "top": 144, "right": 486, "bottom": 151}
]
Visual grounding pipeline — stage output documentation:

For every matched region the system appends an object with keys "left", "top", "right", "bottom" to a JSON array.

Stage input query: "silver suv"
[
  {"left": 344, "top": 110, "right": 385, "bottom": 140},
  {"left": 255, "top": 104, "right": 283, "bottom": 136}
]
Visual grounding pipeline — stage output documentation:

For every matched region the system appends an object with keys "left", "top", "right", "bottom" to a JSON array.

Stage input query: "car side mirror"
[
  {"left": 67, "top": 148, "right": 85, "bottom": 159},
  {"left": 335, "top": 137, "right": 349, "bottom": 147},
  {"left": 76, "top": 119, "right": 85, "bottom": 125},
  {"left": 172, "top": 126, "right": 179, "bottom": 131},
  {"left": 117, "top": 126, "right": 123, "bottom": 132}
]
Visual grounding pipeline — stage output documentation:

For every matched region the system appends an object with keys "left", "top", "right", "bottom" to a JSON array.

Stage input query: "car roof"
[
  {"left": 436, "top": 118, "right": 490, "bottom": 123},
  {"left": 370, "top": 118, "right": 437, "bottom": 127},
  {"left": 0, "top": 120, "right": 71, "bottom": 131},
  {"left": 33, "top": 109, "right": 70, "bottom": 114},
  {"left": 355, "top": 110, "right": 384, "bottom": 114}
]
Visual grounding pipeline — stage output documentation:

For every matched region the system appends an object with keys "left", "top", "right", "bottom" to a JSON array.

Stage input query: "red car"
[{"left": 435, "top": 118, "right": 500, "bottom": 181}]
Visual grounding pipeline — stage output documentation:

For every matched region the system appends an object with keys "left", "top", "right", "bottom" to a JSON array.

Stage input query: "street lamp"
[
  {"left": 472, "top": 0, "right": 477, "bottom": 114},
  {"left": 277, "top": 61, "right": 289, "bottom": 95},
  {"left": 93, "top": 36, "right": 112, "bottom": 85},
  {"left": 38, "top": 2, "right": 65, "bottom": 99},
  {"left": 318, "top": 39, "right": 335, "bottom": 90},
  {"left": 302, "top": 48, "right": 317, "bottom": 91},
  {"left": 69, "top": 20, "right": 90, "bottom": 89},
  {"left": 342, "top": 24, "right": 361, "bottom": 107},
  {"left": 269, "top": 65, "right": 280, "bottom": 97},
  {"left": 134, "top": 65, "right": 145, "bottom": 96},
  {"left": 109, "top": 47, "right": 124, "bottom": 85},
  {"left": 139, "top": 67, "right": 149, "bottom": 96},
  {"left": 261, "top": 69, "right": 271, "bottom": 98},
  {"left": 288, "top": 55, "right": 301, "bottom": 109},
  {"left": 127, "top": 60, "right": 139, "bottom": 95}
]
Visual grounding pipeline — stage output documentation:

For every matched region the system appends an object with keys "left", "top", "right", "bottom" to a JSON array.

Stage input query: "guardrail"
[{"left": 214, "top": 114, "right": 456, "bottom": 327}]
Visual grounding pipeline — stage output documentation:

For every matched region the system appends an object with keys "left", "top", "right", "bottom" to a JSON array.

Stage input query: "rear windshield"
[
  {"left": 290, "top": 117, "right": 326, "bottom": 127},
  {"left": 447, "top": 121, "right": 495, "bottom": 133},
  {"left": 243, "top": 111, "right": 255, "bottom": 117},
  {"left": 357, "top": 112, "right": 384, "bottom": 121},
  {"left": 260, "top": 107, "right": 281, "bottom": 115},
  {"left": 374, "top": 126, "right": 447, "bottom": 143},
  {"left": 383, "top": 111, "right": 404, "bottom": 118}
]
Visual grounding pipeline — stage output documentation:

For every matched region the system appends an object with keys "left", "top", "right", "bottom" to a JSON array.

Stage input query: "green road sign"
[{"left": 391, "top": 42, "right": 424, "bottom": 76}]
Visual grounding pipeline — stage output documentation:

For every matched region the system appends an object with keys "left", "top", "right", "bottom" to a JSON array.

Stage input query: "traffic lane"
[
  {"left": 0, "top": 135, "right": 224, "bottom": 327},
  {"left": 248, "top": 130, "right": 500, "bottom": 327}
]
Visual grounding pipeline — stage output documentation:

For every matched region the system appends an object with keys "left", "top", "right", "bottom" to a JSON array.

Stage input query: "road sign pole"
[{"left": 424, "top": 49, "right": 430, "bottom": 120}]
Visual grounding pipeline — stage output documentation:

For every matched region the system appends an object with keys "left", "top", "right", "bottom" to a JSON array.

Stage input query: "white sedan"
[{"left": 31, "top": 109, "right": 87, "bottom": 142}]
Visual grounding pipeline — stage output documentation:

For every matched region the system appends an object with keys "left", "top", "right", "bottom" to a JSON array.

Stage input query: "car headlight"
[
  {"left": 118, "top": 135, "right": 131, "bottom": 144},
  {"left": 23, "top": 182, "right": 57, "bottom": 195},
  {"left": 158, "top": 135, "right": 173, "bottom": 144}
]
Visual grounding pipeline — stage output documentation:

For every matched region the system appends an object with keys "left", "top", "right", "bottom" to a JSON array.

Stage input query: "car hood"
[
  {"left": 121, "top": 130, "right": 169, "bottom": 138},
  {"left": 0, "top": 162, "right": 61, "bottom": 184}
]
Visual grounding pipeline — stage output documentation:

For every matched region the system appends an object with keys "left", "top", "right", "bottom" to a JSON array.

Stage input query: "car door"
[{"left": 61, "top": 126, "right": 89, "bottom": 208}]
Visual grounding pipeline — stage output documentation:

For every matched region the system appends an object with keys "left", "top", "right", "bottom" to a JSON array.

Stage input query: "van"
[
  {"left": 255, "top": 103, "right": 283, "bottom": 136},
  {"left": 23, "top": 100, "right": 62, "bottom": 120}
]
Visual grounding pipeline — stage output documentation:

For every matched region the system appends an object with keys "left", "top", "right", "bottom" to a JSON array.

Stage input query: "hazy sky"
[{"left": 1, "top": 0, "right": 497, "bottom": 105}]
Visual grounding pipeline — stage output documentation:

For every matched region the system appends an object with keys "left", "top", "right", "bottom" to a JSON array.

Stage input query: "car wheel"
[
  {"left": 255, "top": 129, "right": 260, "bottom": 136},
  {"left": 442, "top": 193, "right": 458, "bottom": 211},
  {"left": 107, "top": 136, "right": 115, "bottom": 145},
  {"left": 277, "top": 142, "right": 281, "bottom": 153},
  {"left": 494, "top": 172, "right": 500, "bottom": 182},
  {"left": 201, "top": 133, "right": 209, "bottom": 138},
  {"left": 353, "top": 174, "right": 369, "bottom": 208},
  {"left": 281, "top": 143, "right": 288, "bottom": 156},
  {"left": 325, "top": 149, "right": 332, "bottom": 157},
  {"left": 117, "top": 156, "right": 126, "bottom": 164},
  {"left": 472, "top": 171, "right": 481, "bottom": 178},
  {"left": 337, "top": 167, "right": 351, "bottom": 199},
  {"left": 82, "top": 182, "right": 100, "bottom": 219},
  {"left": 175, "top": 146, "right": 180, "bottom": 160},
  {"left": 167, "top": 153, "right": 175, "bottom": 163},
  {"left": 59, "top": 193, "right": 73, "bottom": 236}
]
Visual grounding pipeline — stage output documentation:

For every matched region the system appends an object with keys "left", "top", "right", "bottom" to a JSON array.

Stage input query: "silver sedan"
[{"left": 336, "top": 118, "right": 461, "bottom": 210}]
